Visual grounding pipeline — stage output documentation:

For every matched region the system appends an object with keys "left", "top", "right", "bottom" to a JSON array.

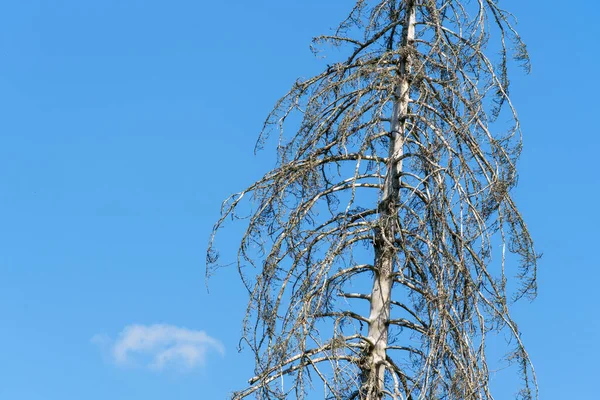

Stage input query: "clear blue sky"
[{"left": 0, "top": 1, "right": 597, "bottom": 399}]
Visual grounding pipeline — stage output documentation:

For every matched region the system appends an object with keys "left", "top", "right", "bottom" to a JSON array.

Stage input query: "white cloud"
[{"left": 93, "top": 324, "right": 224, "bottom": 371}]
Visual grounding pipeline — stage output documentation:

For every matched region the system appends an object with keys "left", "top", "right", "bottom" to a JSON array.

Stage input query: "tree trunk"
[{"left": 363, "top": 2, "right": 416, "bottom": 398}]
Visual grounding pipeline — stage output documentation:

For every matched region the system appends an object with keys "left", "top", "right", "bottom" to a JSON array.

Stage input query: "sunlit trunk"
[{"left": 363, "top": 2, "right": 416, "bottom": 398}]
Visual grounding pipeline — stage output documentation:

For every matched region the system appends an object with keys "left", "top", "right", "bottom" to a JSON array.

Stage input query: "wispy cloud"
[{"left": 92, "top": 324, "right": 224, "bottom": 371}]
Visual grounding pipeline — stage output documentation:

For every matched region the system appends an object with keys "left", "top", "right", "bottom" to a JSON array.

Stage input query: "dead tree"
[{"left": 208, "top": 1, "right": 539, "bottom": 399}]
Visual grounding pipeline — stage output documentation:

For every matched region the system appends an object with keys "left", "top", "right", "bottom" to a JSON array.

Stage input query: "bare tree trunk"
[{"left": 363, "top": 3, "right": 416, "bottom": 398}]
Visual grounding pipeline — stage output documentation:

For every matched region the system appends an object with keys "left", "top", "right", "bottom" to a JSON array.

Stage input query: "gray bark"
[{"left": 363, "top": 3, "right": 416, "bottom": 398}]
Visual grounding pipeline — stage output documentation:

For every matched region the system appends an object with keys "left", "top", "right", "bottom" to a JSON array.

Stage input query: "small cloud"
[{"left": 93, "top": 324, "right": 224, "bottom": 371}]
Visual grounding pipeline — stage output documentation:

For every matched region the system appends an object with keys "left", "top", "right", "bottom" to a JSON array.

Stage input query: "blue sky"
[{"left": 0, "top": 1, "right": 598, "bottom": 399}]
